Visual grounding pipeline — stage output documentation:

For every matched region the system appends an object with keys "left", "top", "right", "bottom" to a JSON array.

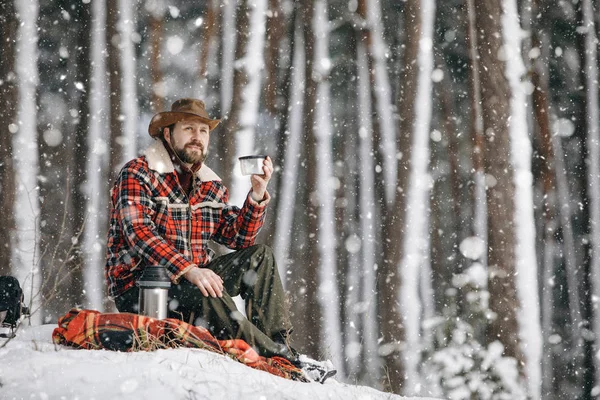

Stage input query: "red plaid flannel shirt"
[{"left": 105, "top": 141, "right": 270, "bottom": 298}]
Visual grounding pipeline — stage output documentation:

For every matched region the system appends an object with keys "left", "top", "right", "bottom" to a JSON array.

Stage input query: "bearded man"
[{"left": 104, "top": 98, "right": 334, "bottom": 383}]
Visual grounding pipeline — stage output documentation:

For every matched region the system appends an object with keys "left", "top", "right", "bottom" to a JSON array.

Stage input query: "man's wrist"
[{"left": 250, "top": 190, "right": 265, "bottom": 203}]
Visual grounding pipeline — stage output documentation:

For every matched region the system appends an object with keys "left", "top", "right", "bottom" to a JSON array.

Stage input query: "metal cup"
[{"left": 239, "top": 155, "right": 267, "bottom": 175}]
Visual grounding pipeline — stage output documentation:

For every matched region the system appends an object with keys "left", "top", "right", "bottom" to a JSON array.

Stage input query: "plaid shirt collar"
[{"left": 142, "top": 140, "right": 221, "bottom": 182}]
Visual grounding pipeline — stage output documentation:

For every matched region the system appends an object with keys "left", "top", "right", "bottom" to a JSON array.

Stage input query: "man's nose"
[{"left": 190, "top": 128, "right": 202, "bottom": 139}]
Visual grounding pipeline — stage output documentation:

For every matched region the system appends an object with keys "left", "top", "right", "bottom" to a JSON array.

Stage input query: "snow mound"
[{"left": 0, "top": 324, "right": 439, "bottom": 400}]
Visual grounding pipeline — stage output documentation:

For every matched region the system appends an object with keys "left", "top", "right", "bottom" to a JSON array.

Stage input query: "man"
[{"left": 105, "top": 98, "right": 334, "bottom": 382}]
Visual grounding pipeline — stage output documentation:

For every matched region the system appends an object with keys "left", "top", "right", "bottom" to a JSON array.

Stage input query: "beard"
[{"left": 172, "top": 140, "right": 208, "bottom": 165}]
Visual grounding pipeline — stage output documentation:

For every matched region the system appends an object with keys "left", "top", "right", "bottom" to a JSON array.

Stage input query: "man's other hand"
[
  {"left": 250, "top": 156, "right": 273, "bottom": 202},
  {"left": 183, "top": 267, "right": 224, "bottom": 298}
]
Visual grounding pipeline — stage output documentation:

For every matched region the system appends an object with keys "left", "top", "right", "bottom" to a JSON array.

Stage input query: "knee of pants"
[{"left": 248, "top": 243, "right": 275, "bottom": 266}]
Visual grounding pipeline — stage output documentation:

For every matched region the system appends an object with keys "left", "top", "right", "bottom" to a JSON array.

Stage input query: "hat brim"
[{"left": 148, "top": 111, "right": 221, "bottom": 137}]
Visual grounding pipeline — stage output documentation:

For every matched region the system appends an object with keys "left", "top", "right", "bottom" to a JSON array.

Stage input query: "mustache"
[{"left": 186, "top": 141, "right": 204, "bottom": 149}]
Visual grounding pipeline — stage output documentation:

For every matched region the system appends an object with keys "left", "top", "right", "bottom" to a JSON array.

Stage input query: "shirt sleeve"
[
  {"left": 113, "top": 163, "right": 195, "bottom": 283},
  {"left": 212, "top": 189, "right": 270, "bottom": 249}
]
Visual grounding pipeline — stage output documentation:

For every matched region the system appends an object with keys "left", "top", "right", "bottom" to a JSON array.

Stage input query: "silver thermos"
[{"left": 137, "top": 265, "right": 171, "bottom": 319}]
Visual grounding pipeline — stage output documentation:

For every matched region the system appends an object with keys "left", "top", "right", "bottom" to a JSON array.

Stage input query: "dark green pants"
[{"left": 115, "top": 244, "right": 293, "bottom": 359}]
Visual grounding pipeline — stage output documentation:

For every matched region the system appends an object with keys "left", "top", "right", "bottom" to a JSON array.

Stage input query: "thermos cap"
[{"left": 137, "top": 265, "right": 172, "bottom": 289}]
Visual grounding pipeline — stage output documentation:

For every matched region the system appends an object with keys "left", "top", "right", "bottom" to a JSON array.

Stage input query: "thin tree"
[
  {"left": 377, "top": 0, "right": 424, "bottom": 392},
  {"left": 0, "top": 1, "right": 18, "bottom": 276},
  {"left": 106, "top": 0, "right": 124, "bottom": 181},
  {"left": 197, "top": 0, "right": 217, "bottom": 99},
  {"left": 260, "top": 1, "right": 297, "bottom": 246},
  {"left": 398, "top": 0, "right": 436, "bottom": 391},
  {"left": 148, "top": 0, "right": 165, "bottom": 113},
  {"left": 354, "top": 7, "right": 381, "bottom": 386},
  {"left": 581, "top": 0, "right": 600, "bottom": 392},
  {"left": 466, "top": 0, "right": 487, "bottom": 264},
  {"left": 528, "top": 7, "right": 562, "bottom": 396},
  {"left": 294, "top": 0, "right": 322, "bottom": 358},
  {"left": 222, "top": 0, "right": 267, "bottom": 205},
  {"left": 68, "top": 0, "right": 93, "bottom": 314},
  {"left": 502, "top": 0, "right": 542, "bottom": 395},
  {"left": 119, "top": 0, "right": 138, "bottom": 162},
  {"left": 311, "top": 0, "right": 344, "bottom": 373},
  {"left": 84, "top": 0, "right": 110, "bottom": 311},
  {"left": 474, "top": 0, "right": 525, "bottom": 370},
  {"left": 13, "top": 0, "right": 41, "bottom": 324},
  {"left": 273, "top": 15, "right": 303, "bottom": 287}
]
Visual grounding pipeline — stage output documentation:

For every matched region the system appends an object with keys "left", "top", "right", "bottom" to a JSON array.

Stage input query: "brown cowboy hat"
[{"left": 148, "top": 98, "right": 221, "bottom": 137}]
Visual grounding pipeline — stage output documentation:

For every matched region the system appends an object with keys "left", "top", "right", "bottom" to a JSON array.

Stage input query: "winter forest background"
[{"left": 1, "top": 0, "right": 600, "bottom": 398}]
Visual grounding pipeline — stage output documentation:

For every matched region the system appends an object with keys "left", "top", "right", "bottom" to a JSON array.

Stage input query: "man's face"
[{"left": 165, "top": 119, "right": 210, "bottom": 165}]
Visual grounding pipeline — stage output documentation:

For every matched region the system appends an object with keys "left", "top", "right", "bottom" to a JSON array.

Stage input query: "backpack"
[{"left": 0, "top": 276, "right": 27, "bottom": 327}]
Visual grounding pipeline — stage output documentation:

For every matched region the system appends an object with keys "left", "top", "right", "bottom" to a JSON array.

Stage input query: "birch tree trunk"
[
  {"left": 356, "top": 24, "right": 380, "bottom": 386},
  {"left": 399, "top": 0, "right": 435, "bottom": 392},
  {"left": 13, "top": 0, "right": 41, "bottom": 324},
  {"left": 84, "top": 0, "right": 110, "bottom": 311},
  {"left": 356, "top": 0, "right": 397, "bottom": 381},
  {"left": 474, "top": 0, "right": 525, "bottom": 371},
  {"left": 273, "top": 19, "right": 303, "bottom": 288},
  {"left": 311, "top": 0, "right": 343, "bottom": 373},
  {"left": 223, "top": 0, "right": 267, "bottom": 206},
  {"left": 359, "top": 0, "right": 397, "bottom": 205},
  {"left": 0, "top": 1, "right": 18, "bottom": 276},
  {"left": 502, "top": 1, "right": 542, "bottom": 395},
  {"left": 118, "top": 0, "right": 138, "bottom": 162}
]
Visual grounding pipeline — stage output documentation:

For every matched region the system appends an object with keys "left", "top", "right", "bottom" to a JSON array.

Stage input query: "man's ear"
[{"left": 163, "top": 127, "right": 171, "bottom": 143}]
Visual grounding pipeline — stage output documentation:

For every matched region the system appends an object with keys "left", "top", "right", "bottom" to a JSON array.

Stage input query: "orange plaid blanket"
[{"left": 52, "top": 308, "right": 305, "bottom": 381}]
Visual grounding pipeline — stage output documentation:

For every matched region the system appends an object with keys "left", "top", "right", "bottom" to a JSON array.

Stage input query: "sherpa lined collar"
[{"left": 141, "top": 140, "right": 221, "bottom": 182}]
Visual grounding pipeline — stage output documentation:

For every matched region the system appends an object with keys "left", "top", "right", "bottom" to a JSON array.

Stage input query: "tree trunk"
[
  {"left": 356, "top": 23, "right": 380, "bottom": 386},
  {"left": 148, "top": 4, "right": 164, "bottom": 114},
  {"left": 68, "top": 0, "right": 93, "bottom": 316},
  {"left": 106, "top": 0, "right": 124, "bottom": 181},
  {"left": 378, "top": 0, "right": 423, "bottom": 393},
  {"left": 296, "top": 0, "right": 322, "bottom": 358},
  {"left": 0, "top": 1, "right": 18, "bottom": 276},
  {"left": 263, "top": 0, "right": 286, "bottom": 114},
  {"left": 398, "top": 0, "right": 435, "bottom": 392},
  {"left": 259, "top": 3, "right": 296, "bottom": 247},
  {"left": 581, "top": 0, "right": 600, "bottom": 392},
  {"left": 474, "top": 0, "right": 524, "bottom": 369},
  {"left": 503, "top": 0, "right": 542, "bottom": 394},
  {"left": 14, "top": 0, "right": 41, "bottom": 323},
  {"left": 84, "top": 0, "right": 110, "bottom": 311},
  {"left": 222, "top": 0, "right": 266, "bottom": 205},
  {"left": 311, "top": 0, "right": 344, "bottom": 373},
  {"left": 119, "top": 0, "right": 138, "bottom": 162},
  {"left": 466, "top": 0, "right": 488, "bottom": 273},
  {"left": 529, "top": 13, "right": 560, "bottom": 398},
  {"left": 273, "top": 17, "right": 303, "bottom": 288},
  {"left": 197, "top": 0, "right": 217, "bottom": 99}
]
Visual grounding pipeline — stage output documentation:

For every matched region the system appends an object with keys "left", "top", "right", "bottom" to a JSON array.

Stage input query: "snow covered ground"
[{"left": 0, "top": 324, "right": 440, "bottom": 400}]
